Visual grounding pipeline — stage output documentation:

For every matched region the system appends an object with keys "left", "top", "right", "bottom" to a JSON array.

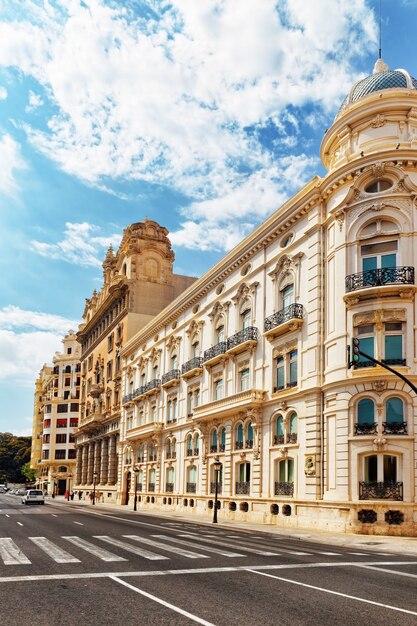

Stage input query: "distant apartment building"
[
  {"left": 73, "top": 219, "right": 196, "bottom": 502},
  {"left": 35, "top": 331, "right": 81, "bottom": 495}
]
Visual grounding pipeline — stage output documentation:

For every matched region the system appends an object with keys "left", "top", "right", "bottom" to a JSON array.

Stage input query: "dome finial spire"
[{"left": 373, "top": 1, "right": 388, "bottom": 74}]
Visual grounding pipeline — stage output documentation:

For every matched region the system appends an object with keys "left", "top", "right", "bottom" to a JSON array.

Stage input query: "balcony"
[
  {"left": 210, "top": 482, "right": 222, "bottom": 494},
  {"left": 143, "top": 379, "right": 161, "bottom": 396},
  {"left": 181, "top": 357, "right": 203, "bottom": 380},
  {"left": 132, "top": 386, "right": 146, "bottom": 400},
  {"left": 165, "top": 483, "right": 174, "bottom": 493},
  {"left": 161, "top": 369, "right": 181, "bottom": 389},
  {"left": 345, "top": 266, "right": 415, "bottom": 301},
  {"left": 186, "top": 482, "right": 196, "bottom": 493},
  {"left": 203, "top": 341, "right": 228, "bottom": 367},
  {"left": 235, "top": 441, "right": 244, "bottom": 450},
  {"left": 274, "top": 381, "right": 297, "bottom": 393},
  {"left": 264, "top": 303, "right": 304, "bottom": 339},
  {"left": 235, "top": 481, "right": 250, "bottom": 495},
  {"left": 273, "top": 434, "right": 284, "bottom": 445},
  {"left": 193, "top": 389, "right": 265, "bottom": 421},
  {"left": 382, "top": 421, "right": 408, "bottom": 435},
  {"left": 226, "top": 327, "right": 258, "bottom": 355},
  {"left": 89, "top": 383, "right": 103, "bottom": 399},
  {"left": 124, "top": 421, "right": 164, "bottom": 441},
  {"left": 245, "top": 440, "right": 253, "bottom": 449},
  {"left": 210, "top": 445, "right": 218, "bottom": 453},
  {"left": 359, "top": 481, "right": 403, "bottom": 500},
  {"left": 219, "top": 443, "right": 225, "bottom": 452},
  {"left": 286, "top": 433, "right": 297, "bottom": 444},
  {"left": 166, "top": 451, "right": 176, "bottom": 460},
  {"left": 274, "top": 481, "right": 294, "bottom": 497},
  {"left": 354, "top": 422, "right": 377, "bottom": 435}
]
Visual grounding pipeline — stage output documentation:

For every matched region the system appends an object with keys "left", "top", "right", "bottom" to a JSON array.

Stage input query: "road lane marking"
[
  {"left": 353, "top": 563, "right": 417, "bottom": 579},
  {"left": 152, "top": 534, "right": 246, "bottom": 558},
  {"left": 123, "top": 535, "right": 209, "bottom": 559},
  {"left": 51, "top": 514, "right": 58, "bottom": 518},
  {"left": 28, "top": 537, "right": 80, "bottom": 564},
  {"left": 349, "top": 552, "right": 369, "bottom": 556},
  {"left": 110, "top": 575, "right": 215, "bottom": 626},
  {"left": 1, "top": 560, "right": 417, "bottom": 583},
  {"left": 94, "top": 536, "right": 169, "bottom": 561},
  {"left": 178, "top": 533, "right": 279, "bottom": 556},
  {"left": 247, "top": 569, "right": 417, "bottom": 617},
  {"left": 73, "top": 522, "right": 83, "bottom": 525},
  {"left": 316, "top": 552, "right": 340, "bottom": 556},
  {"left": 17, "top": 522, "right": 23, "bottom": 527},
  {"left": 62, "top": 537, "right": 127, "bottom": 562},
  {"left": 5, "top": 514, "right": 9, "bottom": 518},
  {"left": 0, "top": 538, "right": 31, "bottom": 565},
  {"left": 284, "top": 551, "right": 311, "bottom": 556}
]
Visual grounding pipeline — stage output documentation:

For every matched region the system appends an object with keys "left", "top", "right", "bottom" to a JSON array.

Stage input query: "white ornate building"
[{"left": 117, "top": 59, "right": 417, "bottom": 535}]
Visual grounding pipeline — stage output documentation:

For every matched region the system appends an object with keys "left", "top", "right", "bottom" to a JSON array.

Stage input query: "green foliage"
[
  {"left": 0, "top": 433, "right": 32, "bottom": 483},
  {"left": 21, "top": 462, "right": 36, "bottom": 482}
]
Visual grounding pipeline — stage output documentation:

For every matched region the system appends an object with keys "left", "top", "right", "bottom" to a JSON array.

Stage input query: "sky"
[{"left": 0, "top": 0, "right": 416, "bottom": 436}]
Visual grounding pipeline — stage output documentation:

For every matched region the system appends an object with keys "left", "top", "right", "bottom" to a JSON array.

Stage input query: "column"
[
  {"left": 108, "top": 435, "right": 116, "bottom": 485},
  {"left": 100, "top": 437, "right": 109, "bottom": 485},
  {"left": 75, "top": 446, "right": 82, "bottom": 485},
  {"left": 82, "top": 445, "right": 88, "bottom": 484},
  {"left": 94, "top": 440, "right": 101, "bottom": 484},
  {"left": 87, "top": 442, "right": 94, "bottom": 484}
]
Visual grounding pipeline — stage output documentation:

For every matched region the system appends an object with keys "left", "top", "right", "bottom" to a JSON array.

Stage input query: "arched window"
[
  {"left": 236, "top": 462, "right": 250, "bottom": 494},
  {"left": 281, "top": 284, "right": 294, "bottom": 310},
  {"left": 275, "top": 459, "right": 294, "bottom": 496},
  {"left": 148, "top": 468, "right": 156, "bottom": 491},
  {"left": 288, "top": 412, "right": 298, "bottom": 444},
  {"left": 187, "top": 466, "right": 197, "bottom": 492},
  {"left": 65, "top": 365, "right": 71, "bottom": 374},
  {"left": 211, "top": 429, "right": 218, "bottom": 453},
  {"left": 241, "top": 309, "right": 251, "bottom": 330},
  {"left": 194, "top": 434, "right": 200, "bottom": 455},
  {"left": 274, "top": 415, "right": 284, "bottom": 445},
  {"left": 355, "top": 399, "right": 376, "bottom": 435},
  {"left": 246, "top": 422, "right": 253, "bottom": 448},
  {"left": 236, "top": 423, "right": 244, "bottom": 449},
  {"left": 386, "top": 397, "right": 403, "bottom": 423},
  {"left": 186, "top": 434, "right": 193, "bottom": 456},
  {"left": 171, "top": 354, "right": 178, "bottom": 369},
  {"left": 220, "top": 427, "right": 226, "bottom": 451},
  {"left": 192, "top": 340, "right": 199, "bottom": 358},
  {"left": 166, "top": 467, "right": 174, "bottom": 491},
  {"left": 137, "top": 445, "right": 145, "bottom": 463},
  {"left": 166, "top": 439, "right": 172, "bottom": 458},
  {"left": 137, "top": 470, "right": 143, "bottom": 490}
]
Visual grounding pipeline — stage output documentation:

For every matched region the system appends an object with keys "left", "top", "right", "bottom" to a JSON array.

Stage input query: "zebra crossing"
[{"left": 0, "top": 532, "right": 397, "bottom": 567}]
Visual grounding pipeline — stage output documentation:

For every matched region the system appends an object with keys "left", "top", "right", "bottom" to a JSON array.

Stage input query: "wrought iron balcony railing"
[
  {"left": 166, "top": 451, "right": 176, "bottom": 460},
  {"left": 382, "top": 421, "right": 408, "bottom": 435},
  {"left": 264, "top": 303, "right": 304, "bottom": 332},
  {"left": 235, "top": 441, "right": 244, "bottom": 450},
  {"left": 203, "top": 341, "right": 227, "bottom": 363},
  {"left": 219, "top": 443, "right": 225, "bottom": 452},
  {"left": 245, "top": 440, "right": 253, "bottom": 449},
  {"left": 132, "top": 386, "right": 146, "bottom": 399},
  {"left": 144, "top": 379, "right": 161, "bottom": 393},
  {"left": 287, "top": 433, "right": 297, "bottom": 444},
  {"left": 359, "top": 481, "right": 403, "bottom": 500},
  {"left": 210, "top": 445, "right": 218, "bottom": 453},
  {"left": 274, "top": 434, "right": 285, "bottom": 445},
  {"left": 122, "top": 393, "right": 133, "bottom": 405},
  {"left": 382, "top": 358, "right": 407, "bottom": 367},
  {"left": 149, "top": 454, "right": 157, "bottom": 462},
  {"left": 345, "top": 266, "right": 414, "bottom": 293},
  {"left": 165, "top": 483, "right": 174, "bottom": 493},
  {"left": 161, "top": 369, "right": 181, "bottom": 385},
  {"left": 210, "top": 482, "right": 222, "bottom": 494},
  {"left": 235, "top": 481, "right": 250, "bottom": 495},
  {"left": 227, "top": 326, "right": 258, "bottom": 350},
  {"left": 354, "top": 422, "right": 377, "bottom": 435},
  {"left": 186, "top": 482, "right": 196, "bottom": 493},
  {"left": 274, "top": 481, "right": 294, "bottom": 497},
  {"left": 182, "top": 357, "right": 203, "bottom": 374}
]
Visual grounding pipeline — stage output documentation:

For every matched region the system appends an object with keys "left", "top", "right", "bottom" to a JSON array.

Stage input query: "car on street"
[{"left": 22, "top": 489, "right": 45, "bottom": 505}]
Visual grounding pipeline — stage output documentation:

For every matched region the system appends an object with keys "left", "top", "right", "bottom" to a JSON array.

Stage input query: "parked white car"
[{"left": 22, "top": 489, "right": 45, "bottom": 505}]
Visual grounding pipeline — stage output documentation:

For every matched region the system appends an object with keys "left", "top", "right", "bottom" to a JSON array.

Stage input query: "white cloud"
[
  {"left": 0, "top": 0, "right": 377, "bottom": 249},
  {"left": 0, "top": 85, "right": 7, "bottom": 99},
  {"left": 0, "top": 133, "right": 26, "bottom": 195},
  {"left": 31, "top": 222, "right": 122, "bottom": 267},
  {"left": 25, "top": 89, "right": 43, "bottom": 112},
  {"left": 0, "top": 305, "right": 78, "bottom": 385}
]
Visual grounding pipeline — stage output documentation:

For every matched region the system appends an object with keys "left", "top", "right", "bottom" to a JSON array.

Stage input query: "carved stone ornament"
[
  {"left": 369, "top": 115, "right": 386, "bottom": 129},
  {"left": 166, "top": 335, "right": 182, "bottom": 352},
  {"left": 371, "top": 161, "right": 386, "bottom": 178},
  {"left": 372, "top": 380, "right": 388, "bottom": 394},
  {"left": 304, "top": 454, "right": 316, "bottom": 476},
  {"left": 373, "top": 436, "right": 387, "bottom": 451},
  {"left": 279, "top": 447, "right": 288, "bottom": 458},
  {"left": 335, "top": 210, "right": 345, "bottom": 231}
]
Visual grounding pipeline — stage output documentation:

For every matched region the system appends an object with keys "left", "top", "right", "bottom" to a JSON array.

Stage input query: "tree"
[
  {"left": 0, "top": 433, "right": 32, "bottom": 483},
  {"left": 21, "top": 462, "right": 36, "bottom": 482}
]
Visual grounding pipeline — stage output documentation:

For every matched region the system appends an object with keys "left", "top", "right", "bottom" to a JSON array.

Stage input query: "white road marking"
[
  {"left": 123, "top": 535, "right": 209, "bottom": 559},
  {"left": 284, "top": 551, "right": 310, "bottom": 556},
  {"left": 349, "top": 552, "right": 369, "bottom": 556},
  {"left": 179, "top": 533, "right": 279, "bottom": 556},
  {"left": 51, "top": 514, "right": 58, "bottom": 518},
  {"left": 247, "top": 568, "right": 417, "bottom": 616},
  {"left": 5, "top": 514, "right": 9, "bottom": 518},
  {"left": 317, "top": 552, "right": 340, "bottom": 556},
  {"left": 354, "top": 563, "right": 417, "bottom": 579},
  {"left": 110, "top": 575, "right": 215, "bottom": 626},
  {"left": 63, "top": 537, "right": 127, "bottom": 562},
  {"left": 0, "top": 560, "right": 417, "bottom": 584},
  {"left": 73, "top": 522, "right": 83, "bottom": 526},
  {"left": 94, "top": 536, "right": 169, "bottom": 561},
  {"left": 152, "top": 534, "right": 246, "bottom": 558},
  {"left": 28, "top": 537, "right": 80, "bottom": 564},
  {"left": 0, "top": 538, "right": 31, "bottom": 565},
  {"left": 16, "top": 522, "right": 23, "bottom": 527}
]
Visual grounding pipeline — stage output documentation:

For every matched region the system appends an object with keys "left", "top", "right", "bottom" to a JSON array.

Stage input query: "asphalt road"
[{"left": 1, "top": 493, "right": 417, "bottom": 626}]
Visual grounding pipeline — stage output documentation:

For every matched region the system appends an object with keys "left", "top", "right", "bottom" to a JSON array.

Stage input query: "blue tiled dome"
[{"left": 337, "top": 66, "right": 417, "bottom": 118}]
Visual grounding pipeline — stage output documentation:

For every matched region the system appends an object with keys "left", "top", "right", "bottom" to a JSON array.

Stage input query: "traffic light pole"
[{"left": 353, "top": 349, "right": 417, "bottom": 395}]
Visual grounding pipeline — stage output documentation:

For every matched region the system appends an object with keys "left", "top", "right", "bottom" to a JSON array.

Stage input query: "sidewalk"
[{"left": 50, "top": 496, "right": 417, "bottom": 557}]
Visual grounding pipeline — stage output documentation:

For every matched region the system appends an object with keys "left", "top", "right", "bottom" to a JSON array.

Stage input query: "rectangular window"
[
  {"left": 42, "top": 450, "right": 49, "bottom": 460},
  {"left": 67, "top": 347, "right": 72, "bottom": 355},
  {"left": 107, "top": 360, "right": 113, "bottom": 381},
  {"left": 68, "top": 449, "right": 76, "bottom": 459},
  {"left": 44, "top": 404, "right": 52, "bottom": 414},
  {"left": 54, "top": 450, "right": 66, "bottom": 460},
  {"left": 43, "top": 434, "right": 50, "bottom": 444},
  {"left": 43, "top": 419, "right": 51, "bottom": 428},
  {"left": 240, "top": 368, "right": 250, "bottom": 391},
  {"left": 289, "top": 351, "right": 298, "bottom": 386},
  {"left": 69, "top": 418, "right": 78, "bottom": 427},
  {"left": 56, "top": 418, "right": 68, "bottom": 428},
  {"left": 64, "top": 377, "right": 71, "bottom": 387},
  {"left": 70, "top": 403, "right": 79, "bottom": 413},
  {"left": 214, "top": 378, "right": 223, "bottom": 400},
  {"left": 57, "top": 404, "right": 68, "bottom": 413},
  {"left": 56, "top": 434, "right": 67, "bottom": 444},
  {"left": 108, "top": 334, "right": 114, "bottom": 352},
  {"left": 276, "top": 357, "right": 285, "bottom": 390}
]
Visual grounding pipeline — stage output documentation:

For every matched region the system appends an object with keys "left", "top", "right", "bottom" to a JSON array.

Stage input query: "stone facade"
[{"left": 117, "top": 62, "right": 417, "bottom": 535}]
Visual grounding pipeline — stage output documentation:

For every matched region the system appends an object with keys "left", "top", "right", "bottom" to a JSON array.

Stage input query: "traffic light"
[{"left": 352, "top": 338, "right": 360, "bottom": 364}]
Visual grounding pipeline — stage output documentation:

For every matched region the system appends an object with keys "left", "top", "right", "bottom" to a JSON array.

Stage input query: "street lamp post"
[
  {"left": 133, "top": 467, "right": 138, "bottom": 512},
  {"left": 92, "top": 471, "right": 97, "bottom": 505},
  {"left": 67, "top": 472, "right": 72, "bottom": 503},
  {"left": 213, "top": 457, "right": 222, "bottom": 524}
]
